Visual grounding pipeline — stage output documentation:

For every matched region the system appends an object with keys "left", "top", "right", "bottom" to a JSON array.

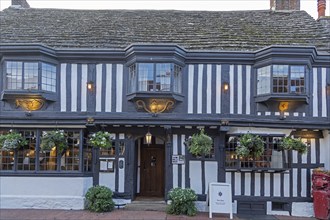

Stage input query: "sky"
[{"left": 0, "top": 0, "right": 329, "bottom": 19}]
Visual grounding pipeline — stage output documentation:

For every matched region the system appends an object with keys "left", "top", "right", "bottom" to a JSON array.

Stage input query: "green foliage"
[
  {"left": 40, "top": 130, "right": 67, "bottom": 152},
  {"left": 236, "top": 133, "right": 264, "bottom": 158},
  {"left": 85, "top": 185, "right": 115, "bottom": 212},
  {"left": 280, "top": 136, "right": 308, "bottom": 154},
  {"left": 186, "top": 129, "right": 213, "bottom": 156},
  {"left": 166, "top": 188, "right": 197, "bottom": 216},
  {"left": 0, "top": 130, "right": 28, "bottom": 151},
  {"left": 89, "top": 131, "right": 112, "bottom": 148}
]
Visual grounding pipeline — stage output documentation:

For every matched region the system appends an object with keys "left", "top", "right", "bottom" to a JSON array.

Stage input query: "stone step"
[{"left": 124, "top": 200, "right": 167, "bottom": 212}]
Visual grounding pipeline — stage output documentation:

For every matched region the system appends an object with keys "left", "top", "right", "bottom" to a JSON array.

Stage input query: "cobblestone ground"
[{"left": 0, "top": 209, "right": 317, "bottom": 220}]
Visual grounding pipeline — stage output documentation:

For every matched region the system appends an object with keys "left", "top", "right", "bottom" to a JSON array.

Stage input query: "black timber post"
[
  {"left": 164, "top": 125, "right": 173, "bottom": 200},
  {"left": 92, "top": 147, "right": 100, "bottom": 186},
  {"left": 218, "top": 127, "right": 228, "bottom": 182},
  {"left": 125, "top": 137, "right": 136, "bottom": 200}
]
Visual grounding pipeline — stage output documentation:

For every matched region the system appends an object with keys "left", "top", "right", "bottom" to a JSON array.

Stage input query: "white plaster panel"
[
  {"left": 310, "top": 139, "right": 316, "bottom": 164},
  {"left": 197, "top": 64, "right": 203, "bottom": 114},
  {"left": 234, "top": 172, "right": 241, "bottom": 196},
  {"left": 95, "top": 64, "right": 102, "bottom": 112},
  {"left": 187, "top": 65, "right": 194, "bottom": 114},
  {"left": 189, "top": 161, "right": 202, "bottom": 194},
  {"left": 264, "top": 173, "right": 270, "bottom": 197},
  {"left": 0, "top": 177, "right": 92, "bottom": 209},
  {"left": 105, "top": 64, "right": 112, "bottom": 112},
  {"left": 273, "top": 173, "right": 281, "bottom": 197},
  {"left": 60, "top": 63, "right": 67, "bottom": 112},
  {"left": 320, "top": 131, "right": 330, "bottom": 170},
  {"left": 237, "top": 65, "right": 242, "bottom": 114},
  {"left": 81, "top": 64, "right": 87, "bottom": 112},
  {"left": 225, "top": 172, "right": 231, "bottom": 184},
  {"left": 181, "top": 134, "right": 186, "bottom": 189},
  {"left": 99, "top": 172, "right": 116, "bottom": 192},
  {"left": 172, "top": 134, "right": 178, "bottom": 188},
  {"left": 245, "top": 65, "right": 251, "bottom": 115},
  {"left": 204, "top": 161, "right": 218, "bottom": 194},
  {"left": 216, "top": 64, "right": 221, "bottom": 114},
  {"left": 254, "top": 173, "right": 261, "bottom": 196},
  {"left": 312, "top": 68, "right": 318, "bottom": 117},
  {"left": 71, "top": 64, "right": 78, "bottom": 112},
  {"left": 291, "top": 202, "right": 314, "bottom": 217},
  {"left": 116, "top": 64, "right": 123, "bottom": 112},
  {"left": 293, "top": 168, "right": 298, "bottom": 197},
  {"left": 206, "top": 64, "right": 212, "bottom": 114},
  {"left": 229, "top": 65, "right": 234, "bottom": 114},
  {"left": 284, "top": 173, "right": 290, "bottom": 197}
]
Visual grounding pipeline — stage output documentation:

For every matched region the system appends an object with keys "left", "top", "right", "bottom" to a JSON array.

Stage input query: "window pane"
[
  {"left": 41, "top": 63, "right": 56, "bottom": 92},
  {"left": 83, "top": 137, "right": 93, "bottom": 172},
  {"left": 138, "top": 64, "right": 154, "bottom": 91},
  {"left": 24, "top": 62, "right": 38, "bottom": 90},
  {"left": 17, "top": 131, "right": 36, "bottom": 171},
  {"left": 173, "top": 65, "right": 182, "bottom": 93},
  {"left": 273, "top": 65, "right": 288, "bottom": 93},
  {"left": 290, "top": 66, "right": 305, "bottom": 93},
  {"left": 257, "top": 66, "right": 271, "bottom": 94},
  {"left": 61, "top": 131, "right": 80, "bottom": 171},
  {"left": 6, "top": 61, "right": 23, "bottom": 90},
  {"left": 128, "top": 64, "right": 137, "bottom": 93},
  {"left": 155, "top": 64, "right": 171, "bottom": 91}
]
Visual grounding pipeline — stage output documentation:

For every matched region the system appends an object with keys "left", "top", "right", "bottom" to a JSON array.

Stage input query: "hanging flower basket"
[
  {"left": 280, "top": 136, "right": 308, "bottom": 154},
  {"left": 40, "top": 130, "right": 68, "bottom": 152},
  {"left": 89, "top": 131, "right": 113, "bottom": 148},
  {"left": 0, "top": 130, "right": 28, "bottom": 151},
  {"left": 185, "top": 129, "right": 213, "bottom": 156},
  {"left": 236, "top": 133, "right": 264, "bottom": 158}
]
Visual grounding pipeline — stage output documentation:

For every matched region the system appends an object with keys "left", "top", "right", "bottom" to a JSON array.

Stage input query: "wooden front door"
[{"left": 140, "top": 145, "right": 165, "bottom": 197}]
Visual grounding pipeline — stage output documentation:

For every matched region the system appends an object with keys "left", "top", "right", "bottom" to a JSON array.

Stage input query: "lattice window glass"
[
  {"left": 41, "top": 63, "right": 56, "bottom": 92},
  {"left": 17, "top": 130, "right": 36, "bottom": 171},
  {"left": 6, "top": 61, "right": 23, "bottom": 90},
  {"left": 173, "top": 65, "right": 182, "bottom": 93},
  {"left": 273, "top": 65, "right": 289, "bottom": 93},
  {"left": 23, "top": 62, "right": 38, "bottom": 90},
  {"left": 83, "top": 137, "right": 93, "bottom": 172},
  {"left": 138, "top": 63, "right": 154, "bottom": 91},
  {"left": 60, "top": 131, "right": 80, "bottom": 171},
  {"left": 290, "top": 66, "right": 305, "bottom": 93},
  {"left": 128, "top": 64, "right": 137, "bottom": 93},
  {"left": 155, "top": 64, "right": 171, "bottom": 92},
  {"left": 257, "top": 66, "right": 271, "bottom": 95}
]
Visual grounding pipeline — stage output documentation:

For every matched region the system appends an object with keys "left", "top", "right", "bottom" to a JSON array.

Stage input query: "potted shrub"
[
  {"left": 185, "top": 129, "right": 213, "bottom": 157},
  {"left": 89, "top": 131, "right": 113, "bottom": 148},
  {"left": 40, "top": 130, "right": 68, "bottom": 152},
  {"left": 236, "top": 133, "right": 264, "bottom": 158},
  {"left": 166, "top": 187, "right": 197, "bottom": 216},
  {"left": 0, "top": 130, "right": 27, "bottom": 151},
  {"left": 280, "top": 136, "right": 308, "bottom": 154},
  {"left": 85, "top": 185, "right": 115, "bottom": 212}
]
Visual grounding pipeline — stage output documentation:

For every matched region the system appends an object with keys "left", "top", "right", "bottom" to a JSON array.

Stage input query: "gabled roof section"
[{"left": 1, "top": 8, "right": 329, "bottom": 52}]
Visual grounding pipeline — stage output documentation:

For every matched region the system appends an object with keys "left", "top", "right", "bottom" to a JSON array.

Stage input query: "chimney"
[
  {"left": 11, "top": 0, "right": 30, "bottom": 8},
  {"left": 317, "top": 0, "right": 326, "bottom": 18},
  {"left": 270, "top": 0, "right": 300, "bottom": 10}
]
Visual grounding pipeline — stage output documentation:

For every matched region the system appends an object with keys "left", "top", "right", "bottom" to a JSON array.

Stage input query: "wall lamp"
[
  {"left": 145, "top": 128, "right": 152, "bottom": 145},
  {"left": 87, "top": 81, "right": 94, "bottom": 91},
  {"left": 223, "top": 82, "right": 229, "bottom": 92}
]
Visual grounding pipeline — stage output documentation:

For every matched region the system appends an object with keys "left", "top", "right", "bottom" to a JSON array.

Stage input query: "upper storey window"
[
  {"left": 128, "top": 63, "right": 182, "bottom": 94},
  {"left": 5, "top": 61, "right": 57, "bottom": 92},
  {"left": 257, "top": 65, "right": 305, "bottom": 95}
]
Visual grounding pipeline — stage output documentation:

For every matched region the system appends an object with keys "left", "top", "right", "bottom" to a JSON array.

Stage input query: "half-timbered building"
[{"left": 0, "top": 0, "right": 329, "bottom": 217}]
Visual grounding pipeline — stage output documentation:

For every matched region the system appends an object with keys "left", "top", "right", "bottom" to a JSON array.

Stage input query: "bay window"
[
  {"left": 128, "top": 63, "right": 182, "bottom": 94},
  {"left": 5, "top": 61, "right": 57, "bottom": 92}
]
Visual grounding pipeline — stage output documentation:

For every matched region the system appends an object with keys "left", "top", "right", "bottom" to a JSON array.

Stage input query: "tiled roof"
[{"left": 1, "top": 8, "right": 329, "bottom": 52}]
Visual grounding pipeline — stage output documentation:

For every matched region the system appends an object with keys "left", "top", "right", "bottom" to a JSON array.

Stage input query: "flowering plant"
[
  {"left": 166, "top": 187, "right": 197, "bottom": 216},
  {"left": 40, "top": 130, "right": 67, "bottom": 152},
  {"left": 236, "top": 133, "right": 264, "bottom": 158},
  {"left": 280, "top": 136, "right": 308, "bottom": 154},
  {"left": 89, "top": 131, "right": 112, "bottom": 148},
  {"left": 0, "top": 130, "right": 28, "bottom": 151},
  {"left": 185, "top": 129, "right": 213, "bottom": 156}
]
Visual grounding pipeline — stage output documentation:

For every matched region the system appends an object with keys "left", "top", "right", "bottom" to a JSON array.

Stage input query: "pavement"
[{"left": 0, "top": 209, "right": 318, "bottom": 220}]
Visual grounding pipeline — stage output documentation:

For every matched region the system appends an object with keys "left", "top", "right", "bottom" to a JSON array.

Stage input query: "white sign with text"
[{"left": 207, "top": 182, "right": 233, "bottom": 219}]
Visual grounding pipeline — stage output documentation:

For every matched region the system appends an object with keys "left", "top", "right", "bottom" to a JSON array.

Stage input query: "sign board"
[
  {"left": 207, "top": 182, "right": 233, "bottom": 219},
  {"left": 99, "top": 158, "right": 115, "bottom": 172},
  {"left": 172, "top": 155, "right": 185, "bottom": 164}
]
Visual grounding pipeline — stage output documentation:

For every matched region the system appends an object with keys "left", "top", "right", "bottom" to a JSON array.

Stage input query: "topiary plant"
[
  {"left": 85, "top": 185, "right": 115, "bottom": 212},
  {"left": 186, "top": 129, "right": 213, "bottom": 156},
  {"left": 166, "top": 187, "right": 198, "bottom": 216}
]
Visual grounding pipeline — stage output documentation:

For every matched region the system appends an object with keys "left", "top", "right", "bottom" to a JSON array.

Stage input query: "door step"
[{"left": 124, "top": 200, "right": 167, "bottom": 212}]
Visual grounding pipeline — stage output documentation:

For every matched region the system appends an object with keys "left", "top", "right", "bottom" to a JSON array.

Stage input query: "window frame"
[
  {"left": 128, "top": 63, "right": 183, "bottom": 94},
  {"left": 256, "top": 64, "right": 307, "bottom": 96},
  {"left": 4, "top": 60, "right": 57, "bottom": 93}
]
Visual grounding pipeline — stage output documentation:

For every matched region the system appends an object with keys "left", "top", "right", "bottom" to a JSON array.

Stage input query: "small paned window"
[
  {"left": 257, "top": 65, "right": 306, "bottom": 95},
  {"left": 41, "top": 63, "right": 57, "bottom": 92},
  {"left": 60, "top": 131, "right": 80, "bottom": 171},
  {"left": 225, "top": 135, "right": 286, "bottom": 169},
  {"left": 129, "top": 63, "right": 183, "bottom": 94},
  {"left": 5, "top": 61, "right": 57, "bottom": 92},
  {"left": 83, "top": 138, "right": 93, "bottom": 172},
  {"left": 17, "top": 130, "right": 36, "bottom": 171}
]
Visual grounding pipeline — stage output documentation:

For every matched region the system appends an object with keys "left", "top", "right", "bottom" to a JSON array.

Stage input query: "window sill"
[
  {"left": 1, "top": 90, "right": 57, "bottom": 102},
  {"left": 255, "top": 93, "right": 309, "bottom": 104},
  {"left": 127, "top": 91, "right": 184, "bottom": 102}
]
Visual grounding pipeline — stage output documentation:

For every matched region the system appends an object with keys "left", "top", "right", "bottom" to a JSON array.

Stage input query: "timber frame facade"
[{"left": 0, "top": 1, "right": 330, "bottom": 216}]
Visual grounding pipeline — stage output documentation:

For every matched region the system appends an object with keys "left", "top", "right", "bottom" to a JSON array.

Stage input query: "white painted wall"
[
  {"left": 292, "top": 202, "right": 314, "bottom": 217},
  {"left": 320, "top": 130, "right": 330, "bottom": 170},
  {"left": 0, "top": 176, "right": 93, "bottom": 209},
  {"left": 189, "top": 161, "right": 202, "bottom": 194}
]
